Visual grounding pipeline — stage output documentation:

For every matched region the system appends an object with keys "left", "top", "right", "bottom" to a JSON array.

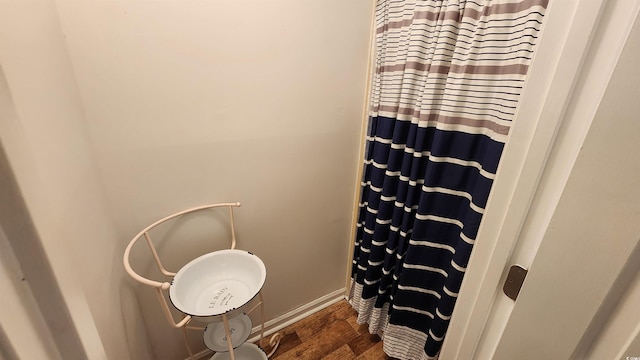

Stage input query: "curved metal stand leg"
[
  {"left": 182, "top": 327, "right": 196, "bottom": 360},
  {"left": 222, "top": 313, "right": 235, "bottom": 360},
  {"left": 257, "top": 292, "right": 282, "bottom": 358},
  {"left": 259, "top": 292, "right": 265, "bottom": 349},
  {"left": 266, "top": 333, "right": 282, "bottom": 358}
]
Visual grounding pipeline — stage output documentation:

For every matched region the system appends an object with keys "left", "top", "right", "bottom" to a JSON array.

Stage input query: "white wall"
[
  {"left": 0, "top": 227, "right": 61, "bottom": 360},
  {"left": 0, "top": 1, "right": 137, "bottom": 358},
  {"left": 1, "top": 0, "right": 373, "bottom": 358}
]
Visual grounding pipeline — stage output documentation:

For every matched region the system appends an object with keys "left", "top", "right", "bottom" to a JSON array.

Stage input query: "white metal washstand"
[{"left": 123, "top": 202, "right": 282, "bottom": 360}]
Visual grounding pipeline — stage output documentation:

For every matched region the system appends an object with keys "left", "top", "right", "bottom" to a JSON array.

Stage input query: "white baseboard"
[{"left": 247, "top": 288, "right": 347, "bottom": 343}]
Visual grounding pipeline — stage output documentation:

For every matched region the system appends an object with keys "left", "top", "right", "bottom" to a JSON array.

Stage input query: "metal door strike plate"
[{"left": 503, "top": 265, "right": 528, "bottom": 301}]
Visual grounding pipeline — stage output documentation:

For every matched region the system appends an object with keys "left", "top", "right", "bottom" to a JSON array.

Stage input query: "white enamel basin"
[{"left": 169, "top": 249, "right": 266, "bottom": 321}]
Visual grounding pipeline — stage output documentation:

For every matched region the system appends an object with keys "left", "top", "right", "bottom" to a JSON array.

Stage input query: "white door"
[
  {"left": 489, "top": 10, "right": 640, "bottom": 358},
  {"left": 441, "top": 1, "right": 640, "bottom": 359}
]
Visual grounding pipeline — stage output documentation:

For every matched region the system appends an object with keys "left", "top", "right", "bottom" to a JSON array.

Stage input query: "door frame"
[{"left": 439, "top": 0, "right": 634, "bottom": 358}]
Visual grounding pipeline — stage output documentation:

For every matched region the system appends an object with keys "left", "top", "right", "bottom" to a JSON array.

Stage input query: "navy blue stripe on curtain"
[{"left": 352, "top": 116, "right": 504, "bottom": 357}]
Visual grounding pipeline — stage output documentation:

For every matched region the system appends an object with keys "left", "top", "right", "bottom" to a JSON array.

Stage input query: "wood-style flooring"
[{"left": 265, "top": 299, "right": 395, "bottom": 360}]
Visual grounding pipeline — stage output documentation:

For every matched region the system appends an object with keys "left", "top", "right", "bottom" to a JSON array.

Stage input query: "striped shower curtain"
[{"left": 349, "top": 0, "right": 548, "bottom": 359}]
